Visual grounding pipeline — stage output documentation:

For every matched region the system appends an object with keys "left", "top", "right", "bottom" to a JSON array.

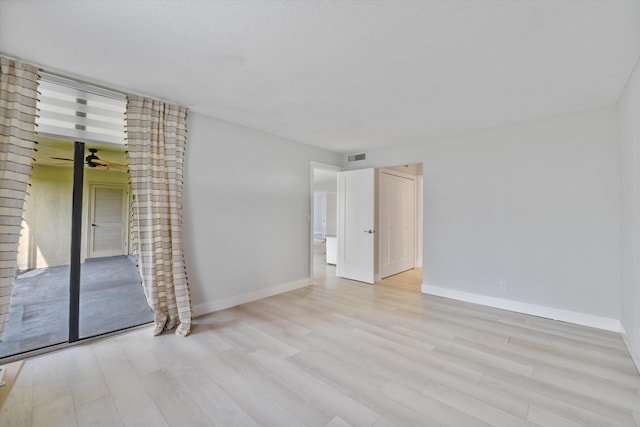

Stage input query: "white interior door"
[
  {"left": 337, "top": 168, "right": 375, "bottom": 284},
  {"left": 380, "top": 169, "right": 416, "bottom": 278},
  {"left": 89, "top": 185, "right": 128, "bottom": 258}
]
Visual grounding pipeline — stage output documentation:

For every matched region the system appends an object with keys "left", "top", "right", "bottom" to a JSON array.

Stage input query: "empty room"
[{"left": 1, "top": 1, "right": 640, "bottom": 426}]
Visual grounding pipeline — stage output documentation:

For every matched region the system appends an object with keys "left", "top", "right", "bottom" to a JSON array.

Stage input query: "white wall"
[
  {"left": 17, "top": 164, "right": 129, "bottom": 270},
  {"left": 325, "top": 192, "right": 337, "bottom": 237},
  {"left": 183, "top": 113, "right": 342, "bottom": 315},
  {"left": 353, "top": 107, "right": 622, "bottom": 325},
  {"left": 313, "top": 193, "right": 324, "bottom": 237},
  {"left": 17, "top": 165, "right": 73, "bottom": 270},
  {"left": 619, "top": 57, "right": 640, "bottom": 371}
]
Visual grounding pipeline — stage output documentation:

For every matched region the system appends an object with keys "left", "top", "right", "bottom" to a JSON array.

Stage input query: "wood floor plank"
[
  {"left": 67, "top": 344, "right": 111, "bottom": 407},
  {"left": 32, "top": 394, "right": 77, "bottom": 427},
  {"left": 453, "top": 334, "right": 640, "bottom": 389},
  {"left": 250, "top": 349, "right": 380, "bottom": 427},
  {"left": 216, "top": 349, "right": 332, "bottom": 426},
  {"left": 217, "top": 373, "right": 304, "bottom": 427},
  {"left": 120, "top": 403, "right": 171, "bottom": 427},
  {"left": 478, "top": 369, "right": 637, "bottom": 426},
  {"left": 75, "top": 395, "right": 123, "bottom": 427},
  {"left": 370, "top": 417, "right": 400, "bottom": 427},
  {"left": 1, "top": 267, "right": 639, "bottom": 426},
  {"left": 139, "top": 369, "right": 211, "bottom": 427},
  {"left": 31, "top": 350, "right": 74, "bottom": 408},
  {"left": 216, "top": 320, "right": 300, "bottom": 358},
  {"left": 532, "top": 365, "right": 640, "bottom": 411},
  {"left": 175, "top": 369, "right": 262, "bottom": 427},
  {"left": 420, "top": 382, "right": 533, "bottom": 427},
  {"left": 325, "top": 416, "right": 356, "bottom": 427},
  {"left": 0, "top": 360, "right": 32, "bottom": 426},
  {"left": 526, "top": 405, "right": 587, "bottom": 427},
  {"left": 380, "top": 380, "right": 490, "bottom": 426},
  {"left": 117, "top": 332, "right": 165, "bottom": 377},
  {"left": 290, "top": 348, "right": 442, "bottom": 426},
  {"left": 104, "top": 373, "right": 159, "bottom": 420}
]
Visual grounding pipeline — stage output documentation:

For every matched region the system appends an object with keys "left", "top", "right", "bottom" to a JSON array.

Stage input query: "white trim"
[
  {"left": 193, "top": 278, "right": 311, "bottom": 317},
  {"left": 621, "top": 322, "right": 640, "bottom": 375},
  {"left": 422, "top": 284, "right": 621, "bottom": 332},
  {"left": 378, "top": 167, "right": 416, "bottom": 180}
]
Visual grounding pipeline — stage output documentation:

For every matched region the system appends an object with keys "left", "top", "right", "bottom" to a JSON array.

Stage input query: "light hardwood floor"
[{"left": 1, "top": 266, "right": 639, "bottom": 426}]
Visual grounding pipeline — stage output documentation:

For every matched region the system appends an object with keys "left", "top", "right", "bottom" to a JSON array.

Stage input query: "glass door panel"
[
  {"left": 0, "top": 137, "right": 74, "bottom": 358},
  {"left": 78, "top": 142, "right": 152, "bottom": 339}
]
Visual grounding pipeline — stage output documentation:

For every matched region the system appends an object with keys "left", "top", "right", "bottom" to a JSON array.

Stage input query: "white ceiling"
[{"left": 1, "top": 1, "right": 639, "bottom": 154}]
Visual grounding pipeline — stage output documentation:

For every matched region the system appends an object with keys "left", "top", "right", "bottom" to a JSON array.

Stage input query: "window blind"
[{"left": 37, "top": 73, "right": 126, "bottom": 145}]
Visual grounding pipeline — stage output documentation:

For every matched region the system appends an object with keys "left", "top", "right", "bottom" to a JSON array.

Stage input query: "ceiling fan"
[{"left": 51, "top": 148, "right": 128, "bottom": 171}]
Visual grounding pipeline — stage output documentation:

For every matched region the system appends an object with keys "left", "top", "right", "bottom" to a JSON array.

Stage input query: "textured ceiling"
[{"left": 1, "top": 0, "right": 639, "bottom": 154}]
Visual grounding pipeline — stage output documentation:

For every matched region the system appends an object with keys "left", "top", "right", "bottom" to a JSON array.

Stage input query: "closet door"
[{"left": 379, "top": 169, "right": 416, "bottom": 278}]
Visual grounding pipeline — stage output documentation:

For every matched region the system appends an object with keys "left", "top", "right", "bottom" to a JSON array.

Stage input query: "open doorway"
[
  {"left": 376, "top": 163, "right": 423, "bottom": 292},
  {"left": 311, "top": 164, "right": 340, "bottom": 282},
  {"left": 310, "top": 162, "right": 424, "bottom": 292}
]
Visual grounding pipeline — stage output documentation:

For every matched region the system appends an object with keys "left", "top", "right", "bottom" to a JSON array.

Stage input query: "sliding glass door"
[{"left": 0, "top": 137, "right": 152, "bottom": 359}]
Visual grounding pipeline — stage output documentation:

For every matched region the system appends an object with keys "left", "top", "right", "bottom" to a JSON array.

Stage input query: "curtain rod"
[{"left": 1, "top": 51, "right": 184, "bottom": 107}]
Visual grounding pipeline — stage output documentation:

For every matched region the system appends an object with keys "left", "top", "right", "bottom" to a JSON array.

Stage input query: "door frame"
[
  {"left": 309, "top": 162, "right": 342, "bottom": 280},
  {"left": 87, "top": 183, "right": 130, "bottom": 259},
  {"left": 309, "top": 162, "right": 424, "bottom": 284}
]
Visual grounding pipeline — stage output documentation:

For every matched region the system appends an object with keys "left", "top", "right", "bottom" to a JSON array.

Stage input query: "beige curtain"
[
  {"left": 126, "top": 95, "right": 192, "bottom": 337},
  {"left": 0, "top": 57, "right": 39, "bottom": 341}
]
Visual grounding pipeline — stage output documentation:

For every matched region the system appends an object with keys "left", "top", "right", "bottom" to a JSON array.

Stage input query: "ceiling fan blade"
[
  {"left": 109, "top": 163, "right": 129, "bottom": 171},
  {"left": 100, "top": 160, "right": 128, "bottom": 171},
  {"left": 51, "top": 157, "right": 74, "bottom": 162},
  {"left": 85, "top": 149, "right": 128, "bottom": 171}
]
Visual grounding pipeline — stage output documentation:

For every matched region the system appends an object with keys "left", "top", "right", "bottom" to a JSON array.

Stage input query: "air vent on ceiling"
[{"left": 347, "top": 152, "right": 367, "bottom": 163}]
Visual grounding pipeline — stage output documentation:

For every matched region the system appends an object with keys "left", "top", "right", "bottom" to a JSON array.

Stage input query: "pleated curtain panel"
[
  {"left": 0, "top": 56, "right": 39, "bottom": 341},
  {"left": 126, "top": 95, "right": 192, "bottom": 337}
]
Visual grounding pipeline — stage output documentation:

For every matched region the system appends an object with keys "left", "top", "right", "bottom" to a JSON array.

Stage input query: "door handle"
[
  {"left": 364, "top": 229, "right": 374, "bottom": 234},
  {"left": 92, "top": 224, "right": 97, "bottom": 227}
]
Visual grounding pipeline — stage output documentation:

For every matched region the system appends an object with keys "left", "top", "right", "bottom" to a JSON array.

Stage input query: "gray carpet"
[{"left": 0, "top": 256, "right": 152, "bottom": 359}]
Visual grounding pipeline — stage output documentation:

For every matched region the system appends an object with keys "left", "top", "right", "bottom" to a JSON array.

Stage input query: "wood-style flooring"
[{"left": 1, "top": 264, "right": 639, "bottom": 426}]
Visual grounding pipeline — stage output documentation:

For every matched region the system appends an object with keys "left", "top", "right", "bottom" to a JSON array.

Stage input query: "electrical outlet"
[{"left": 499, "top": 281, "right": 508, "bottom": 292}]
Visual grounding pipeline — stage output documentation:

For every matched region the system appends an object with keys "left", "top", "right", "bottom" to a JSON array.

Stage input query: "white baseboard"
[
  {"left": 621, "top": 322, "right": 640, "bottom": 375},
  {"left": 422, "top": 284, "right": 621, "bottom": 332},
  {"left": 193, "top": 277, "right": 311, "bottom": 317}
]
